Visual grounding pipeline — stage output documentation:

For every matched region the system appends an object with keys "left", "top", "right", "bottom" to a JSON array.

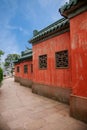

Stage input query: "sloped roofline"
[
  {"left": 29, "top": 18, "right": 69, "bottom": 44},
  {"left": 14, "top": 50, "right": 32, "bottom": 64},
  {"left": 59, "top": 0, "right": 87, "bottom": 18}
]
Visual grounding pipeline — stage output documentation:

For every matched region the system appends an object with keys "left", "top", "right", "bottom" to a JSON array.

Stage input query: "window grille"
[
  {"left": 55, "top": 50, "right": 68, "bottom": 68},
  {"left": 31, "top": 64, "right": 33, "bottom": 73},
  {"left": 24, "top": 65, "right": 28, "bottom": 73},
  {"left": 39, "top": 54, "right": 47, "bottom": 69},
  {"left": 17, "top": 66, "right": 20, "bottom": 72}
]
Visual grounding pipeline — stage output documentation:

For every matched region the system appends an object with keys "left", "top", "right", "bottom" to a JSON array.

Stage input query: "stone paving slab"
[{"left": 0, "top": 78, "right": 87, "bottom": 130}]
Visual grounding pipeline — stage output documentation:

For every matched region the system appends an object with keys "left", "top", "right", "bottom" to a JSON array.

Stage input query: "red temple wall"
[
  {"left": 33, "top": 32, "right": 71, "bottom": 88},
  {"left": 15, "top": 63, "right": 21, "bottom": 77},
  {"left": 70, "top": 11, "right": 87, "bottom": 97},
  {"left": 20, "top": 60, "right": 33, "bottom": 80},
  {"left": 14, "top": 60, "right": 33, "bottom": 80}
]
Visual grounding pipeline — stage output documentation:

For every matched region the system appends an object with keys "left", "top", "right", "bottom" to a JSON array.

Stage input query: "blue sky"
[{"left": 0, "top": 0, "right": 69, "bottom": 61}]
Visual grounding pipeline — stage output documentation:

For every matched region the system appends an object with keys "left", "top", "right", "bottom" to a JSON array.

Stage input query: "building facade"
[
  {"left": 14, "top": 0, "right": 87, "bottom": 123},
  {"left": 30, "top": 18, "right": 71, "bottom": 104},
  {"left": 14, "top": 49, "right": 33, "bottom": 88},
  {"left": 59, "top": 0, "right": 87, "bottom": 123}
]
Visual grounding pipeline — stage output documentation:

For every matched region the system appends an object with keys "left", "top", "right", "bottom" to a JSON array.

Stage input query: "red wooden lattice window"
[
  {"left": 24, "top": 65, "right": 28, "bottom": 73},
  {"left": 31, "top": 64, "right": 33, "bottom": 73},
  {"left": 39, "top": 54, "right": 47, "bottom": 69},
  {"left": 55, "top": 50, "right": 68, "bottom": 68},
  {"left": 17, "top": 66, "right": 20, "bottom": 72}
]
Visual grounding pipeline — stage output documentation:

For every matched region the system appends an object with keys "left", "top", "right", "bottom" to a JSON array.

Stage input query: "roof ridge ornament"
[{"left": 33, "top": 30, "right": 38, "bottom": 36}]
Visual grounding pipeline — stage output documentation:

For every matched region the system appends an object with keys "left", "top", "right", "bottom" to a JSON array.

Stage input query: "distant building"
[{"left": 14, "top": 49, "right": 33, "bottom": 87}]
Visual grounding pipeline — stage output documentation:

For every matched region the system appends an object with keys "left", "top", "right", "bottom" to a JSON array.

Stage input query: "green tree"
[
  {"left": 0, "top": 67, "right": 3, "bottom": 86},
  {"left": 4, "top": 54, "right": 20, "bottom": 68},
  {"left": 0, "top": 50, "right": 4, "bottom": 67},
  {"left": 0, "top": 50, "right": 4, "bottom": 56}
]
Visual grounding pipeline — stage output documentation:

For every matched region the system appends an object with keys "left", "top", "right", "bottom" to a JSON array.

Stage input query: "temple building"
[
  {"left": 29, "top": 17, "right": 71, "bottom": 104},
  {"left": 14, "top": 49, "right": 33, "bottom": 87},
  {"left": 14, "top": 0, "right": 87, "bottom": 123}
]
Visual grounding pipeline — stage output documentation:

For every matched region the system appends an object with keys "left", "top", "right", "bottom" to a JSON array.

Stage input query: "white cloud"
[
  {"left": 38, "top": 0, "right": 69, "bottom": 8},
  {"left": 0, "top": 0, "right": 18, "bottom": 25},
  {"left": 0, "top": 0, "right": 28, "bottom": 61},
  {"left": 37, "top": 0, "right": 69, "bottom": 23},
  {"left": 0, "top": 0, "right": 20, "bottom": 61},
  {"left": 0, "top": 0, "right": 70, "bottom": 63},
  {"left": 5, "top": 25, "right": 29, "bottom": 35},
  {"left": 60, "top": 0, "right": 69, "bottom": 6},
  {"left": 38, "top": 0, "right": 52, "bottom": 8},
  {"left": 0, "top": 28, "right": 20, "bottom": 61},
  {"left": 19, "top": 1, "right": 37, "bottom": 22}
]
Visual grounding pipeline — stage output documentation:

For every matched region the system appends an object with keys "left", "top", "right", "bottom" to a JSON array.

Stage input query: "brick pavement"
[{"left": 0, "top": 78, "right": 87, "bottom": 130}]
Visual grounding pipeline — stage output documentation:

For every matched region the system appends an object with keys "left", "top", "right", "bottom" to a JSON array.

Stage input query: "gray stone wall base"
[
  {"left": 32, "top": 83, "right": 71, "bottom": 104},
  {"left": 20, "top": 78, "right": 32, "bottom": 88},
  {"left": 14, "top": 76, "right": 20, "bottom": 82},
  {"left": 70, "top": 94, "right": 87, "bottom": 123}
]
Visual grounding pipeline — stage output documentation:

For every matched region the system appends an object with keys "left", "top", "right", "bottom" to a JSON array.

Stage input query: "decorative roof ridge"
[
  {"left": 19, "top": 53, "right": 32, "bottom": 60},
  {"left": 38, "top": 18, "right": 66, "bottom": 35},
  {"left": 29, "top": 18, "right": 69, "bottom": 44},
  {"left": 21, "top": 49, "right": 32, "bottom": 56},
  {"left": 13, "top": 59, "right": 19, "bottom": 63},
  {"left": 14, "top": 54, "right": 32, "bottom": 64},
  {"left": 14, "top": 50, "right": 32, "bottom": 64},
  {"left": 59, "top": 0, "right": 87, "bottom": 18}
]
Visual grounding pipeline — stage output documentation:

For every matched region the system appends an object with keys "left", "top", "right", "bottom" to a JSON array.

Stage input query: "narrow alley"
[{"left": 0, "top": 78, "right": 87, "bottom": 130}]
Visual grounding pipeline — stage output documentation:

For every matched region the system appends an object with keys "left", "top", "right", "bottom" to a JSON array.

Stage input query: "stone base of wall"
[
  {"left": 32, "top": 83, "right": 71, "bottom": 104},
  {"left": 20, "top": 78, "right": 32, "bottom": 88},
  {"left": 14, "top": 76, "right": 20, "bottom": 82},
  {"left": 70, "top": 94, "right": 87, "bottom": 123}
]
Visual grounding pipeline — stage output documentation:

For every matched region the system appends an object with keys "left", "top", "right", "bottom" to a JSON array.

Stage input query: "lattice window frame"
[
  {"left": 31, "top": 64, "right": 33, "bottom": 73},
  {"left": 39, "top": 54, "right": 47, "bottom": 69},
  {"left": 24, "top": 64, "right": 28, "bottom": 73},
  {"left": 55, "top": 50, "right": 69, "bottom": 68},
  {"left": 17, "top": 66, "right": 20, "bottom": 72}
]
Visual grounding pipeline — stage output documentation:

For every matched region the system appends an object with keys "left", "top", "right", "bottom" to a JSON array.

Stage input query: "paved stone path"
[{"left": 0, "top": 78, "right": 87, "bottom": 130}]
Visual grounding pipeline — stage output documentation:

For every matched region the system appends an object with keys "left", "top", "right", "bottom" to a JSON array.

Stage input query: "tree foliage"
[
  {"left": 4, "top": 54, "right": 20, "bottom": 67},
  {"left": 0, "top": 67, "right": 3, "bottom": 84},
  {"left": 0, "top": 50, "right": 4, "bottom": 56}
]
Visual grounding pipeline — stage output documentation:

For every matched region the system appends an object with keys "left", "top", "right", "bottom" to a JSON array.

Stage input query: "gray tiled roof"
[
  {"left": 59, "top": 0, "right": 87, "bottom": 17},
  {"left": 19, "top": 53, "right": 32, "bottom": 61},
  {"left": 21, "top": 49, "right": 32, "bottom": 56},
  {"left": 29, "top": 18, "right": 69, "bottom": 44},
  {"left": 14, "top": 49, "right": 32, "bottom": 64},
  {"left": 59, "top": 0, "right": 78, "bottom": 15}
]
